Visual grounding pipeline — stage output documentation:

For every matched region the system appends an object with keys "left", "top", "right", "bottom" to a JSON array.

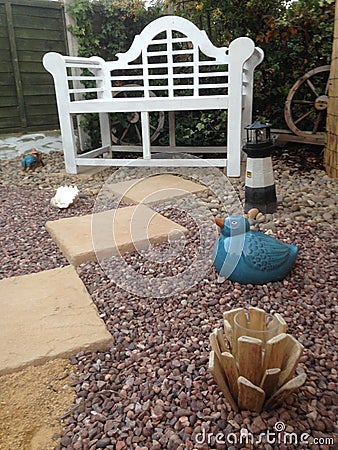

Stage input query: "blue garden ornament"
[
  {"left": 213, "top": 216, "right": 298, "bottom": 285},
  {"left": 21, "top": 154, "right": 37, "bottom": 170},
  {"left": 21, "top": 148, "right": 44, "bottom": 171}
]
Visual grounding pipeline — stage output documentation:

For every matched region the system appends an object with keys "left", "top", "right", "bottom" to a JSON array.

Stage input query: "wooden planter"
[{"left": 209, "top": 307, "right": 306, "bottom": 412}]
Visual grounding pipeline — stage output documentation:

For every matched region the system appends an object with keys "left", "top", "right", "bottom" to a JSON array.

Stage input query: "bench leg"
[
  {"left": 59, "top": 112, "right": 78, "bottom": 174},
  {"left": 141, "top": 111, "right": 151, "bottom": 159},
  {"left": 169, "top": 111, "right": 176, "bottom": 148},
  {"left": 77, "top": 115, "right": 90, "bottom": 153},
  {"left": 99, "top": 112, "right": 112, "bottom": 157},
  {"left": 227, "top": 111, "right": 242, "bottom": 177}
]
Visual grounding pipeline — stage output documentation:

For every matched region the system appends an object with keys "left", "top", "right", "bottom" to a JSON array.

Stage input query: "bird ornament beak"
[{"left": 214, "top": 218, "right": 224, "bottom": 228}]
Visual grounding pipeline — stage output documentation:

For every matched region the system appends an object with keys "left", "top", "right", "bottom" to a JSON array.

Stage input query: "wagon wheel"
[
  {"left": 111, "top": 85, "right": 165, "bottom": 145},
  {"left": 284, "top": 65, "right": 330, "bottom": 137}
]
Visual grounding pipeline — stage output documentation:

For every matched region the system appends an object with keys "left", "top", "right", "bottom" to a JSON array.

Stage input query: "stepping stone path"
[
  {"left": 46, "top": 204, "right": 188, "bottom": 266},
  {"left": 0, "top": 266, "right": 112, "bottom": 375},
  {"left": 108, "top": 173, "right": 207, "bottom": 203},
  {"left": 0, "top": 174, "right": 205, "bottom": 374}
]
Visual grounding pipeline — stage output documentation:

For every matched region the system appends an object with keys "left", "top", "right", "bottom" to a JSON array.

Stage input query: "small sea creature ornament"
[
  {"left": 51, "top": 185, "right": 79, "bottom": 209},
  {"left": 21, "top": 148, "right": 44, "bottom": 171},
  {"left": 213, "top": 216, "right": 298, "bottom": 284}
]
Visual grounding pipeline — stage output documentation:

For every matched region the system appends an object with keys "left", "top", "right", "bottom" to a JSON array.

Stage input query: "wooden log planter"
[{"left": 209, "top": 307, "right": 306, "bottom": 412}]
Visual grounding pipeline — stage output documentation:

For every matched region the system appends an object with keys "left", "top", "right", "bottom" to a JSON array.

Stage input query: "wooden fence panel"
[{"left": 0, "top": 0, "right": 68, "bottom": 133}]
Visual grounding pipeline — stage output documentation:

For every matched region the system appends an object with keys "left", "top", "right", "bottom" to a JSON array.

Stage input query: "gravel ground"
[{"left": 0, "top": 147, "right": 337, "bottom": 449}]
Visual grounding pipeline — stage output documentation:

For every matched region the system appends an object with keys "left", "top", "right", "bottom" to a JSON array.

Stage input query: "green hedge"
[{"left": 67, "top": 0, "right": 335, "bottom": 148}]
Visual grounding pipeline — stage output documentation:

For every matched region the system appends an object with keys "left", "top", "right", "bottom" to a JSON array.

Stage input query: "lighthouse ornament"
[{"left": 243, "top": 120, "right": 277, "bottom": 214}]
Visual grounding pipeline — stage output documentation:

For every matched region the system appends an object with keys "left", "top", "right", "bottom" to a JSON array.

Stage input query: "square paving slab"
[
  {"left": 106, "top": 174, "right": 207, "bottom": 204},
  {"left": 46, "top": 204, "right": 188, "bottom": 266},
  {"left": 0, "top": 266, "right": 112, "bottom": 375}
]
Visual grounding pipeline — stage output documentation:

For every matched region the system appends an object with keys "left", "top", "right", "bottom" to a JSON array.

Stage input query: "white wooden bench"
[{"left": 43, "top": 15, "right": 264, "bottom": 176}]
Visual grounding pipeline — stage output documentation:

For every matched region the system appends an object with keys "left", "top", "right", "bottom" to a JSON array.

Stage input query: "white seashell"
[{"left": 51, "top": 185, "right": 79, "bottom": 208}]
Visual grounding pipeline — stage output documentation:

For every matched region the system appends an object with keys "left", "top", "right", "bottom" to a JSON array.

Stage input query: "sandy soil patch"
[{"left": 0, "top": 359, "right": 75, "bottom": 450}]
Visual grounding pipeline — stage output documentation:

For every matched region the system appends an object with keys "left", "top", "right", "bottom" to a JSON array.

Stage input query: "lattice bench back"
[{"left": 107, "top": 16, "right": 230, "bottom": 100}]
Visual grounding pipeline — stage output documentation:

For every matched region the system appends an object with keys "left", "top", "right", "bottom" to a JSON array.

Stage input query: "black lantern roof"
[
  {"left": 244, "top": 119, "right": 272, "bottom": 131},
  {"left": 243, "top": 119, "right": 274, "bottom": 155}
]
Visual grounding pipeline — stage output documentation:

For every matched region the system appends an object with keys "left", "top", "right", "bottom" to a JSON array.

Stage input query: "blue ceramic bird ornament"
[{"left": 213, "top": 216, "right": 298, "bottom": 285}]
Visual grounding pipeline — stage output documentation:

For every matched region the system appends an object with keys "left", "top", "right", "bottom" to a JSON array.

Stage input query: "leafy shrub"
[{"left": 67, "top": 0, "right": 335, "bottom": 147}]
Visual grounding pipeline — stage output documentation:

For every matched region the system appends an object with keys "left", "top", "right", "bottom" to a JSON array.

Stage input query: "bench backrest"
[{"left": 43, "top": 15, "right": 262, "bottom": 103}]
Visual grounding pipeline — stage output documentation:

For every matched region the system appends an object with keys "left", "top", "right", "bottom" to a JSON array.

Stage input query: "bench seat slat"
[{"left": 69, "top": 96, "right": 230, "bottom": 114}]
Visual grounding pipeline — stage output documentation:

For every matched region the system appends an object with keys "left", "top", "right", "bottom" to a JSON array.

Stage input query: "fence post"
[{"left": 61, "top": 0, "right": 90, "bottom": 152}]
